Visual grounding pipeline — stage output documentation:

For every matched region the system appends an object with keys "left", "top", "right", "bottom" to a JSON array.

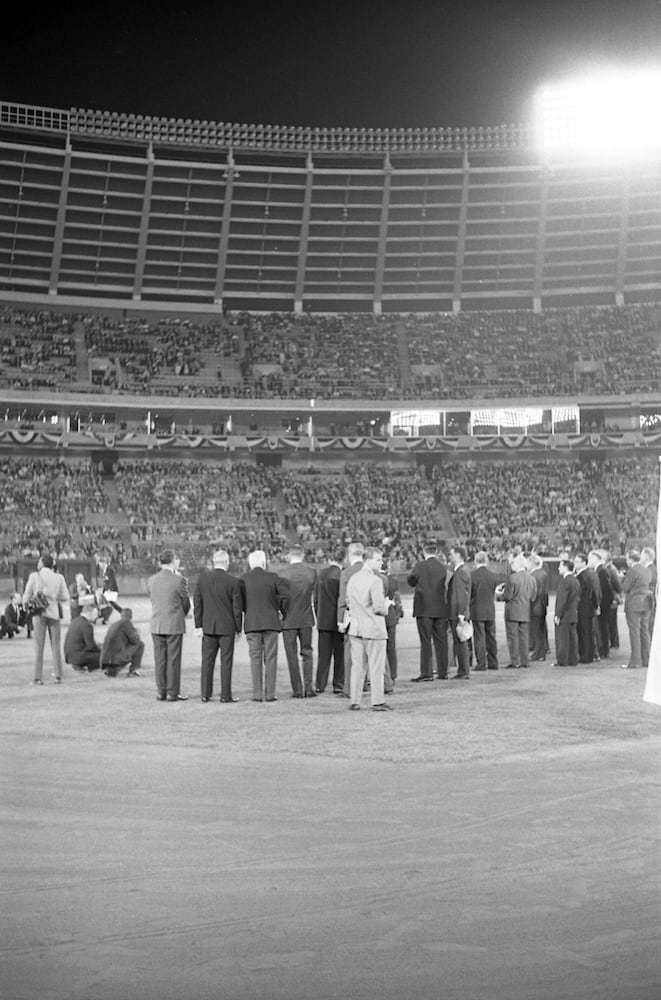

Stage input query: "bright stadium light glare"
[{"left": 533, "top": 66, "right": 661, "bottom": 163}]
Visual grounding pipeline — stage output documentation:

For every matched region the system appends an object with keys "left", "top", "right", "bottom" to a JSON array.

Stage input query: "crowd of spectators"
[
  {"left": 0, "top": 453, "right": 657, "bottom": 578},
  {"left": 279, "top": 463, "right": 442, "bottom": 568},
  {"left": 0, "top": 457, "right": 121, "bottom": 574},
  {"left": 82, "top": 314, "right": 242, "bottom": 393},
  {"left": 114, "top": 459, "right": 287, "bottom": 565},
  {"left": 431, "top": 459, "right": 611, "bottom": 558},
  {"left": 0, "top": 307, "right": 78, "bottom": 390},
  {"left": 235, "top": 311, "right": 403, "bottom": 399},
  {"left": 4, "top": 301, "right": 660, "bottom": 400},
  {"left": 599, "top": 455, "right": 659, "bottom": 549}
]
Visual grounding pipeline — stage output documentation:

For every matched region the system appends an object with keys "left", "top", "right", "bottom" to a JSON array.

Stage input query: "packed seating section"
[
  {"left": 2, "top": 302, "right": 661, "bottom": 399},
  {"left": 1, "top": 455, "right": 657, "bottom": 578}
]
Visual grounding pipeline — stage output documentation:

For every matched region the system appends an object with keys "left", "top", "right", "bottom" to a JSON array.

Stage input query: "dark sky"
[{"left": 4, "top": 1, "right": 661, "bottom": 128}]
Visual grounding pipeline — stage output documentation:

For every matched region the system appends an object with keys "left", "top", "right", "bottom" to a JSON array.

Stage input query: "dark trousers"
[
  {"left": 102, "top": 640, "right": 144, "bottom": 676},
  {"left": 70, "top": 650, "right": 101, "bottom": 672},
  {"left": 472, "top": 619, "right": 498, "bottom": 669},
  {"left": 609, "top": 605, "right": 620, "bottom": 648},
  {"left": 246, "top": 630, "right": 278, "bottom": 700},
  {"left": 152, "top": 632, "right": 183, "bottom": 699},
  {"left": 282, "top": 626, "right": 314, "bottom": 695},
  {"left": 315, "top": 629, "right": 344, "bottom": 691},
  {"left": 577, "top": 613, "right": 595, "bottom": 663},
  {"left": 415, "top": 616, "right": 448, "bottom": 679},
  {"left": 596, "top": 609, "right": 610, "bottom": 657},
  {"left": 201, "top": 633, "right": 236, "bottom": 699},
  {"left": 555, "top": 621, "right": 578, "bottom": 666},
  {"left": 0, "top": 615, "right": 19, "bottom": 638},
  {"left": 449, "top": 620, "right": 471, "bottom": 676},
  {"left": 529, "top": 614, "right": 547, "bottom": 659},
  {"left": 386, "top": 624, "right": 398, "bottom": 680}
]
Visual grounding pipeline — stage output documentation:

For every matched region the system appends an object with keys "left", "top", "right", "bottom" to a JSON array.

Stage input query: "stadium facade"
[{"left": 1, "top": 100, "right": 661, "bottom": 457}]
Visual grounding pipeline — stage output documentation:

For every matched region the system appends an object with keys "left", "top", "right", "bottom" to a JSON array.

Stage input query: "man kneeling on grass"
[
  {"left": 101, "top": 608, "right": 145, "bottom": 678},
  {"left": 64, "top": 604, "right": 101, "bottom": 673},
  {"left": 346, "top": 546, "right": 394, "bottom": 712}
]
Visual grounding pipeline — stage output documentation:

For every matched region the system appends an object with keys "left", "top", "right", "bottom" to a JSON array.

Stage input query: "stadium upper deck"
[{"left": 2, "top": 100, "right": 661, "bottom": 314}]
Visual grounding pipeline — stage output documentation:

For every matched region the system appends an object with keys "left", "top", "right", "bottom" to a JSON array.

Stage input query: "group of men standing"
[
  {"left": 147, "top": 541, "right": 403, "bottom": 711},
  {"left": 406, "top": 541, "right": 654, "bottom": 677}
]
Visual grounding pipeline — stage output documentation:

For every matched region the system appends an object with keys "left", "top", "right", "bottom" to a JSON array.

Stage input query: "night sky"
[{"left": 3, "top": 1, "right": 661, "bottom": 128}]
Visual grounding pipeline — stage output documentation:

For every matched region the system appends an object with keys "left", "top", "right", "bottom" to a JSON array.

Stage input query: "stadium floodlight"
[{"left": 533, "top": 66, "right": 661, "bottom": 163}]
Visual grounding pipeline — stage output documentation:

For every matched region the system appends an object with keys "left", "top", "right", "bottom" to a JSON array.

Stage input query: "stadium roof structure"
[{"left": 1, "top": 100, "right": 661, "bottom": 313}]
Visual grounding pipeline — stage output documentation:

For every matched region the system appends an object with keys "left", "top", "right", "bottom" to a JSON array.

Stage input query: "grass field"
[{"left": 2, "top": 597, "right": 660, "bottom": 1000}]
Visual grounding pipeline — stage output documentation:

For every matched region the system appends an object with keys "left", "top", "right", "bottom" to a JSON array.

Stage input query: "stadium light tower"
[{"left": 533, "top": 66, "right": 661, "bottom": 163}]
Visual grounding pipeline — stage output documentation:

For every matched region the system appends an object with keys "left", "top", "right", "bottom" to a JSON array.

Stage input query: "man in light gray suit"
[{"left": 147, "top": 550, "right": 191, "bottom": 701}]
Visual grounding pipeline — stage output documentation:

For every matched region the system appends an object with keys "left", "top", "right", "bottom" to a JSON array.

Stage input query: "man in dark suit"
[
  {"left": 64, "top": 604, "right": 102, "bottom": 672},
  {"left": 604, "top": 551, "right": 622, "bottom": 650},
  {"left": 241, "top": 549, "right": 289, "bottom": 702},
  {"left": 0, "top": 593, "right": 23, "bottom": 639},
  {"left": 279, "top": 544, "right": 317, "bottom": 698},
  {"left": 407, "top": 541, "right": 448, "bottom": 682},
  {"left": 447, "top": 544, "right": 472, "bottom": 679},
  {"left": 529, "top": 552, "right": 550, "bottom": 661},
  {"left": 314, "top": 548, "right": 345, "bottom": 694},
  {"left": 337, "top": 541, "right": 364, "bottom": 697},
  {"left": 147, "top": 550, "right": 191, "bottom": 702},
  {"left": 574, "top": 552, "right": 600, "bottom": 663},
  {"left": 469, "top": 551, "right": 503, "bottom": 671},
  {"left": 553, "top": 558, "right": 581, "bottom": 666},
  {"left": 380, "top": 556, "right": 403, "bottom": 692},
  {"left": 589, "top": 549, "right": 614, "bottom": 659},
  {"left": 96, "top": 556, "right": 123, "bottom": 625},
  {"left": 621, "top": 548, "right": 652, "bottom": 670},
  {"left": 100, "top": 607, "right": 145, "bottom": 677},
  {"left": 193, "top": 549, "right": 243, "bottom": 702}
]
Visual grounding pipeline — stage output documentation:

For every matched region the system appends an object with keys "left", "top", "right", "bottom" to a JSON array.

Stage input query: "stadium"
[{"left": 2, "top": 61, "right": 661, "bottom": 1000}]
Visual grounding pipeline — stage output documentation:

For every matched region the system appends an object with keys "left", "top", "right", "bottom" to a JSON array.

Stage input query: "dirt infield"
[{"left": 2, "top": 598, "right": 660, "bottom": 1000}]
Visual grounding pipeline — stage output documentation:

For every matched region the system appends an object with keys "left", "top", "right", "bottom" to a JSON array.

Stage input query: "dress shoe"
[
  {"left": 201, "top": 696, "right": 211, "bottom": 702},
  {"left": 315, "top": 687, "right": 324, "bottom": 693},
  {"left": 372, "top": 703, "right": 393, "bottom": 711},
  {"left": 167, "top": 694, "right": 188, "bottom": 701},
  {"left": 488, "top": 666, "right": 499, "bottom": 670},
  {"left": 621, "top": 663, "right": 638, "bottom": 669},
  {"left": 304, "top": 689, "right": 316, "bottom": 698},
  {"left": 51, "top": 674, "right": 62, "bottom": 683},
  {"left": 220, "top": 697, "right": 239, "bottom": 703},
  {"left": 348, "top": 704, "right": 361, "bottom": 711},
  {"left": 505, "top": 664, "right": 518, "bottom": 669},
  {"left": 410, "top": 675, "right": 433, "bottom": 682},
  {"left": 291, "top": 693, "right": 303, "bottom": 699},
  {"left": 127, "top": 670, "right": 142, "bottom": 677},
  {"left": 385, "top": 689, "right": 394, "bottom": 695},
  {"left": 265, "top": 697, "right": 278, "bottom": 702},
  {"left": 31, "top": 679, "right": 44, "bottom": 686},
  {"left": 156, "top": 695, "right": 166, "bottom": 701},
  {"left": 437, "top": 674, "right": 448, "bottom": 680},
  {"left": 474, "top": 667, "right": 486, "bottom": 672},
  {"left": 333, "top": 688, "right": 344, "bottom": 694},
  {"left": 451, "top": 673, "right": 469, "bottom": 680},
  {"left": 252, "top": 697, "right": 263, "bottom": 702}
]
